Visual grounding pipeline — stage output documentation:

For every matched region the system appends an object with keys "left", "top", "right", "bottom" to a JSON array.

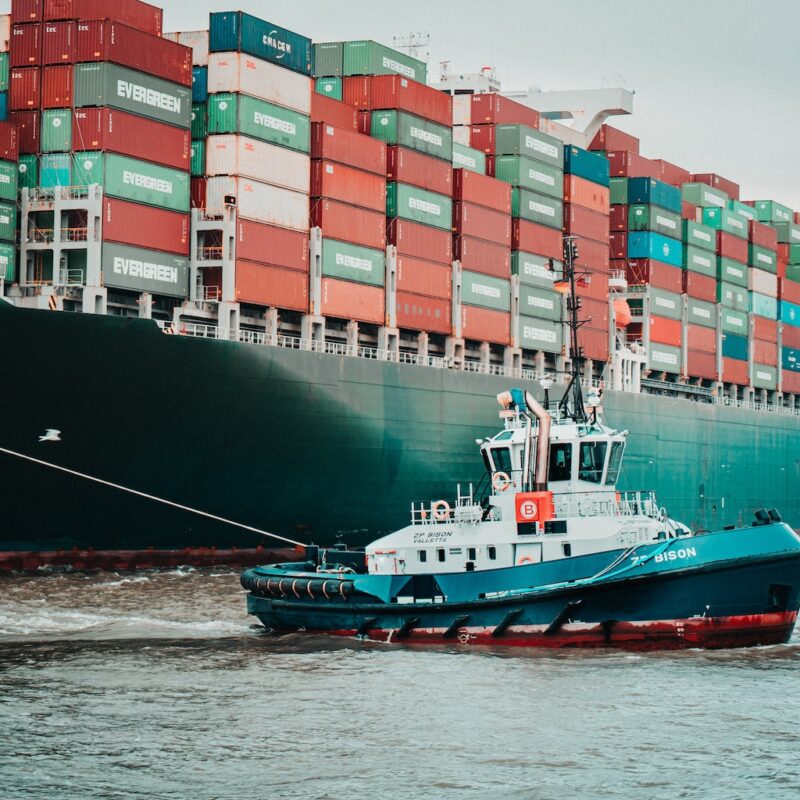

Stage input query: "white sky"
[{"left": 4, "top": 0, "right": 799, "bottom": 210}]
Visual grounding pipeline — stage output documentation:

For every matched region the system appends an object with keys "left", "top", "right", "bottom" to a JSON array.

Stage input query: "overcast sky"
[{"left": 5, "top": 0, "right": 799, "bottom": 209}]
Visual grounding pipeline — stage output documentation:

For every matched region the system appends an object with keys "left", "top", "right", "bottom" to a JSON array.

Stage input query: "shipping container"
[
  {"left": 386, "top": 217, "right": 451, "bottom": 264},
  {"left": 207, "top": 51, "right": 311, "bottom": 114},
  {"left": 564, "top": 204, "right": 609, "bottom": 242},
  {"left": 310, "top": 91, "right": 357, "bottom": 130},
  {"left": 384, "top": 145, "right": 452, "bottom": 197},
  {"left": 609, "top": 178, "right": 627, "bottom": 205},
  {"left": 605, "top": 150, "right": 660, "bottom": 179},
  {"left": 512, "top": 251, "right": 560, "bottom": 288},
  {"left": 236, "top": 218, "right": 308, "bottom": 270},
  {"left": 517, "top": 315, "right": 563, "bottom": 353},
  {"left": 453, "top": 201, "right": 511, "bottom": 246},
  {"left": 0, "top": 242, "right": 15, "bottom": 281},
  {"left": 311, "top": 122, "right": 386, "bottom": 175},
  {"left": 717, "top": 281, "right": 748, "bottom": 312},
  {"left": 512, "top": 219, "right": 562, "bottom": 258},
  {"left": 18, "top": 154, "right": 37, "bottom": 187},
  {"left": 370, "top": 109, "right": 451, "bottom": 162},
  {"left": 460, "top": 269, "right": 510, "bottom": 312},
  {"left": 749, "top": 219, "right": 778, "bottom": 249},
  {"left": 685, "top": 322, "right": 717, "bottom": 350},
  {"left": 39, "top": 151, "right": 70, "bottom": 186},
  {"left": 10, "top": 23, "right": 41, "bottom": 67},
  {"left": 648, "top": 314, "right": 682, "bottom": 346},
  {"left": 236, "top": 260, "right": 309, "bottom": 311},
  {"left": 511, "top": 187, "right": 563, "bottom": 229},
  {"left": 691, "top": 172, "right": 739, "bottom": 201},
  {"left": 749, "top": 267, "right": 778, "bottom": 297},
  {"left": 0, "top": 53, "right": 8, "bottom": 91},
  {"left": 206, "top": 134, "right": 310, "bottom": 192},
  {"left": 702, "top": 206, "right": 748, "bottom": 239},
  {"left": 315, "top": 76, "right": 341, "bottom": 100},
  {"left": 609, "top": 232, "right": 626, "bottom": 260},
  {"left": 164, "top": 30, "right": 210, "bottom": 67},
  {"left": 784, "top": 369, "right": 800, "bottom": 393},
  {"left": 396, "top": 256, "right": 451, "bottom": 300},
  {"left": 0, "top": 117, "right": 19, "bottom": 160},
  {"left": 752, "top": 314, "right": 778, "bottom": 343},
  {"left": 191, "top": 102, "right": 207, "bottom": 139},
  {"left": 780, "top": 277, "right": 800, "bottom": 305},
  {"left": 40, "top": 107, "right": 70, "bottom": 151},
  {"left": 312, "top": 42, "right": 342, "bottom": 77},
  {"left": 683, "top": 245, "right": 716, "bottom": 277},
  {"left": 627, "top": 231, "right": 682, "bottom": 267},
  {"left": 682, "top": 182, "right": 728, "bottom": 208},
  {"left": 609, "top": 204, "right": 626, "bottom": 232},
  {"left": 626, "top": 259, "right": 682, "bottom": 293},
  {"left": 783, "top": 346, "right": 800, "bottom": 371},
  {"left": 320, "top": 275, "right": 383, "bottom": 323},
  {"left": 784, "top": 323, "right": 800, "bottom": 349},
  {"left": 722, "top": 357, "right": 748, "bottom": 384},
  {"left": 0, "top": 160, "right": 17, "bottom": 201},
  {"left": 686, "top": 297, "right": 717, "bottom": 328},
  {"left": 588, "top": 124, "right": 639, "bottom": 154},
  {"left": 341, "top": 39, "right": 425, "bottom": 83},
  {"left": 489, "top": 154, "right": 563, "bottom": 200},
  {"left": 654, "top": 159, "right": 691, "bottom": 188},
  {"left": 321, "top": 237, "right": 384, "bottom": 287},
  {"left": 9, "top": 67, "right": 40, "bottom": 110},
  {"left": 563, "top": 145, "right": 609, "bottom": 187},
  {"left": 452, "top": 142, "right": 485, "bottom": 174},
  {"left": 386, "top": 182, "right": 452, "bottom": 230},
  {"left": 209, "top": 11, "right": 312, "bottom": 75},
  {"left": 41, "top": 62, "right": 71, "bottom": 107},
  {"left": 716, "top": 230, "right": 748, "bottom": 262},
  {"left": 11, "top": 1, "right": 42, "bottom": 24},
  {"left": 518, "top": 284, "right": 561, "bottom": 321},
  {"left": 646, "top": 342, "right": 681, "bottom": 373},
  {"left": 470, "top": 93, "right": 539, "bottom": 129},
  {"left": 627, "top": 177, "right": 681, "bottom": 213},
  {"left": 686, "top": 350, "right": 717, "bottom": 380},
  {"left": 471, "top": 123, "right": 562, "bottom": 168},
  {"left": 395, "top": 291, "right": 450, "bottom": 334},
  {"left": 0, "top": 199, "right": 16, "bottom": 240},
  {"left": 716, "top": 256, "right": 747, "bottom": 287},
  {"left": 45, "top": 0, "right": 163, "bottom": 35},
  {"left": 772, "top": 221, "right": 800, "bottom": 246},
  {"left": 41, "top": 19, "right": 73, "bottom": 65},
  {"left": 683, "top": 271, "right": 717, "bottom": 303},
  {"left": 720, "top": 306, "right": 748, "bottom": 335},
  {"left": 749, "top": 243, "right": 777, "bottom": 273},
  {"left": 752, "top": 363, "right": 777, "bottom": 390},
  {"left": 190, "top": 139, "right": 204, "bottom": 176},
  {"left": 451, "top": 168, "right": 510, "bottom": 213},
  {"left": 190, "top": 175, "right": 206, "bottom": 209},
  {"left": 73, "top": 107, "right": 190, "bottom": 170},
  {"left": 74, "top": 62, "right": 191, "bottom": 129},
  {"left": 102, "top": 197, "right": 189, "bottom": 256},
  {"left": 311, "top": 159, "right": 384, "bottom": 212},
  {"left": 207, "top": 176, "right": 308, "bottom": 230},
  {"left": 192, "top": 65, "right": 207, "bottom": 103},
  {"left": 310, "top": 197, "right": 385, "bottom": 251},
  {"left": 781, "top": 299, "right": 800, "bottom": 327},
  {"left": 453, "top": 235, "right": 510, "bottom": 279},
  {"left": 342, "top": 74, "right": 450, "bottom": 127},
  {"left": 562, "top": 174, "right": 609, "bottom": 213},
  {"left": 461, "top": 304, "right": 510, "bottom": 345}
]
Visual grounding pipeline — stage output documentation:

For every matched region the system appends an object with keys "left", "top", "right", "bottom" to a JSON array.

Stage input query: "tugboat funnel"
[{"left": 525, "top": 390, "right": 551, "bottom": 491}]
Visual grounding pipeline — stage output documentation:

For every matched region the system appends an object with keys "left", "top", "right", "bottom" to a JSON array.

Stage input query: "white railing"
[
  {"left": 713, "top": 396, "right": 800, "bottom": 417},
  {"left": 58, "top": 268, "right": 85, "bottom": 286},
  {"left": 554, "top": 490, "right": 665, "bottom": 521}
]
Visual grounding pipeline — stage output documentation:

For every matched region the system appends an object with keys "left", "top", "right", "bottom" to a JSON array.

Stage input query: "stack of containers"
[
  {"left": 562, "top": 145, "right": 611, "bottom": 362},
  {"left": 204, "top": 11, "right": 313, "bottom": 312},
  {"left": 774, "top": 220, "right": 800, "bottom": 394},
  {"left": 0, "top": 120, "right": 18, "bottom": 281},
  {"left": 9, "top": 0, "right": 44, "bottom": 155},
  {"left": 0, "top": 14, "right": 8, "bottom": 120}
]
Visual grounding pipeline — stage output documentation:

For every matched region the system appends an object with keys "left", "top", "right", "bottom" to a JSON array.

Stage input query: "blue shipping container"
[
  {"left": 722, "top": 333, "right": 748, "bottom": 361},
  {"left": 780, "top": 299, "right": 800, "bottom": 327},
  {"left": 750, "top": 292, "right": 778, "bottom": 319},
  {"left": 209, "top": 11, "right": 312, "bottom": 75},
  {"left": 39, "top": 154, "right": 72, "bottom": 188},
  {"left": 783, "top": 347, "right": 800, "bottom": 373},
  {"left": 627, "top": 232, "right": 683, "bottom": 267},
  {"left": 192, "top": 66, "right": 208, "bottom": 103},
  {"left": 563, "top": 145, "right": 609, "bottom": 187},
  {"left": 627, "top": 177, "right": 681, "bottom": 213},
  {"left": 0, "top": 92, "right": 7, "bottom": 121}
]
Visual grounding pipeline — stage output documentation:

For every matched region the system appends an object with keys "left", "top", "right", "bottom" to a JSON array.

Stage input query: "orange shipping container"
[
  {"left": 784, "top": 324, "right": 800, "bottom": 349},
  {"left": 575, "top": 268, "right": 610, "bottom": 302},
  {"left": 649, "top": 315, "right": 682, "bottom": 347},
  {"left": 396, "top": 256, "right": 451, "bottom": 299},
  {"left": 452, "top": 168, "right": 511, "bottom": 214},
  {"left": 461, "top": 305, "right": 510, "bottom": 345},
  {"left": 563, "top": 175, "right": 610, "bottom": 214},
  {"left": 387, "top": 218, "right": 452, "bottom": 265},
  {"left": 752, "top": 315, "right": 778, "bottom": 343},
  {"left": 311, "top": 92, "right": 358, "bottom": 130},
  {"left": 452, "top": 201, "right": 511, "bottom": 247},
  {"left": 782, "top": 370, "right": 800, "bottom": 393},
  {"left": 311, "top": 198, "right": 386, "bottom": 251},
  {"left": 453, "top": 235, "right": 510, "bottom": 279},
  {"left": 236, "top": 220, "right": 308, "bottom": 271},
  {"left": 235, "top": 261, "right": 308, "bottom": 311},
  {"left": 564, "top": 204, "right": 609, "bottom": 243},
  {"left": 320, "top": 277, "right": 384, "bottom": 324},
  {"left": 654, "top": 159, "right": 691, "bottom": 188},
  {"left": 722, "top": 357, "right": 748, "bottom": 384},
  {"left": 387, "top": 146, "right": 452, "bottom": 196},
  {"left": 753, "top": 338, "right": 778, "bottom": 365},
  {"left": 686, "top": 323, "right": 716, "bottom": 352},
  {"left": 573, "top": 236, "right": 610, "bottom": 271},
  {"left": 311, "top": 160, "right": 385, "bottom": 212},
  {"left": 588, "top": 124, "right": 639, "bottom": 154},
  {"left": 780, "top": 278, "right": 800, "bottom": 305},
  {"left": 395, "top": 292, "right": 451, "bottom": 334},
  {"left": 687, "top": 351, "right": 717, "bottom": 380},
  {"left": 512, "top": 219, "right": 562, "bottom": 259}
]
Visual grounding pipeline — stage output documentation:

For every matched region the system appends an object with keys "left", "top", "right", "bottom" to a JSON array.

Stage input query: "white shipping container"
[
  {"left": 206, "top": 176, "right": 309, "bottom": 231},
  {"left": 452, "top": 125, "right": 471, "bottom": 147},
  {"left": 0, "top": 14, "right": 10, "bottom": 53},
  {"left": 208, "top": 52, "right": 311, "bottom": 114},
  {"left": 205, "top": 134, "right": 310, "bottom": 192},
  {"left": 452, "top": 95, "right": 471, "bottom": 126},
  {"left": 168, "top": 30, "right": 210, "bottom": 67},
  {"left": 749, "top": 267, "right": 778, "bottom": 298}
]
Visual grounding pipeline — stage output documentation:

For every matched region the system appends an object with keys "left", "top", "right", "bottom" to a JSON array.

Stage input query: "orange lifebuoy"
[
  {"left": 432, "top": 500, "right": 451, "bottom": 521},
  {"left": 517, "top": 556, "right": 534, "bottom": 565},
  {"left": 492, "top": 472, "right": 511, "bottom": 492}
]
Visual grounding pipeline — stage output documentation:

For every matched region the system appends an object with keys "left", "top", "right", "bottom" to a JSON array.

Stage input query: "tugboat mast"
[{"left": 558, "top": 235, "right": 588, "bottom": 423}]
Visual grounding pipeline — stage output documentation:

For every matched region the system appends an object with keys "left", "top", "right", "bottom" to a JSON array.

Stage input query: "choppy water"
[{"left": 1, "top": 569, "right": 799, "bottom": 800}]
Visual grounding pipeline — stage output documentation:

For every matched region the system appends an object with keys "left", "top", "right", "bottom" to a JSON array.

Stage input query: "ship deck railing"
[{"left": 555, "top": 490, "right": 666, "bottom": 521}]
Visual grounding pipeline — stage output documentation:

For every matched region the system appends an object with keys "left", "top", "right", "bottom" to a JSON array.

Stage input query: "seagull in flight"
[{"left": 38, "top": 429, "right": 61, "bottom": 443}]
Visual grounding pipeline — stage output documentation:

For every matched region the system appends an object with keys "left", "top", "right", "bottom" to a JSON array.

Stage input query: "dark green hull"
[{"left": 1, "top": 301, "right": 798, "bottom": 553}]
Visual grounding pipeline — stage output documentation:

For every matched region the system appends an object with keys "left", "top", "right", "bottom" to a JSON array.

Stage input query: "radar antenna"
[{"left": 392, "top": 32, "right": 430, "bottom": 62}]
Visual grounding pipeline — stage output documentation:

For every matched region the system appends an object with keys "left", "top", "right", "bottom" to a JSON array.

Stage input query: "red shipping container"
[
  {"left": 564, "top": 204, "right": 609, "bottom": 243},
  {"left": 782, "top": 370, "right": 800, "bottom": 393},
  {"left": 469, "top": 124, "right": 498, "bottom": 155},
  {"left": 342, "top": 75, "right": 452, "bottom": 128},
  {"left": 780, "top": 278, "right": 800, "bottom": 305},
  {"left": 9, "top": 111, "right": 39, "bottom": 153},
  {"left": 41, "top": 63, "right": 72, "bottom": 107},
  {"left": 796, "top": 212, "right": 800, "bottom": 225},
  {"left": 387, "top": 218, "right": 452, "bottom": 265},
  {"left": 784, "top": 323, "right": 800, "bottom": 349},
  {"left": 588, "top": 124, "right": 639, "bottom": 154},
  {"left": 10, "top": 23, "right": 41, "bottom": 67},
  {"left": 563, "top": 175, "right": 610, "bottom": 214},
  {"left": 396, "top": 256, "right": 451, "bottom": 300},
  {"left": 45, "top": 0, "right": 163, "bottom": 35},
  {"left": 683, "top": 271, "right": 717, "bottom": 303},
  {"left": 311, "top": 92, "right": 358, "bottom": 130},
  {"left": 41, "top": 20, "right": 73, "bottom": 65},
  {"left": 470, "top": 93, "right": 539, "bottom": 129},
  {"left": 311, "top": 198, "right": 386, "bottom": 251},
  {"left": 687, "top": 351, "right": 717, "bottom": 380},
  {"left": 606, "top": 150, "right": 660, "bottom": 179},
  {"left": 654, "top": 159, "right": 691, "bottom": 187},
  {"left": 12, "top": 1, "right": 42, "bottom": 24},
  {"left": 461, "top": 305, "right": 510, "bottom": 346},
  {"left": 722, "top": 357, "right": 748, "bottom": 384},
  {"left": 778, "top": 257, "right": 787, "bottom": 280},
  {"left": 573, "top": 236, "right": 610, "bottom": 271},
  {"left": 73, "top": 107, "right": 190, "bottom": 170},
  {"left": 356, "top": 109, "right": 370, "bottom": 135},
  {"left": 311, "top": 160, "right": 385, "bottom": 213},
  {"left": 311, "top": 122, "right": 386, "bottom": 176},
  {"left": 512, "top": 219, "right": 562, "bottom": 259},
  {"left": 452, "top": 168, "right": 510, "bottom": 213},
  {"left": 235, "top": 261, "right": 309, "bottom": 312},
  {"left": 609, "top": 204, "right": 627, "bottom": 231},
  {"left": 578, "top": 324, "right": 609, "bottom": 362},
  {"left": 649, "top": 315, "right": 682, "bottom": 346},
  {"left": 749, "top": 220, "right": 778, "bottom": 250},
  {"left": 682, "top": 201, "right": 699, "bottom": 222},
  {"left": 609, "top": 232, "right": 626, "bottom": 259},
  {"left": 103, "top": 197, "right": 189, "bottom": 256},
  {"left": 387, "top": 146, "right": 452, "bottom": 196},
  {"left": 9, "top": 67, "right": 40, "bottom": 110},
  {"left": 75, "top": 20, "right": 191, "bottom": 87},
  {"left": 453, "top": 201, "right": 511, "bottom": 247},
  {"left": 753, "top": 338, "right": 778, "bottom": 365},
  {"left": 752, "top": 315, "right": 778, "bottom": 343},
  {"left": 686, "top": 323, "right": 716, "bottom": 352},
  {"left": 237, "top": 219, "right": 308, "bottom": 271},
  {"left": 576, "top": 267, "right": 610, "bottom": 301},
  {"left": 691, "top": 173, "right": 739, "bottom": 201},
  {"left": 579, "top": 296, "right": 609, "bottom": 329},
  {"left": 626, "top": 259, "right": 682, "bottom": 293},
  {"left": 395, "top": 291, "right": 451, "bottom": 334},
  {"left": 453, "top": 235, "right": 510, "bottom": 279},
  {"left": 0, "top": 122, "right": 19, "bottom": 162},
  {"left": 190, "top": 177, "right": 206, "bottom": 209},
  {"left": 320, "top": 276, "right": 384, "bottom": 324},
  {"left": 716, "top": 231, "right": 748, "bottom": 261}
]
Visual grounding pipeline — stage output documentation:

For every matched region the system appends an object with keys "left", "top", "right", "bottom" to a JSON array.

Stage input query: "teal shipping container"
[
  {"left": 749, "top": 292, "right": 778, "bottom": 319},
  {"left": 563, "top": 145, "right": 609, "bottom": 187},
  {"left": 717, "top": 282, "right": 748, "bottom": 312},
  {"left": 682, "top": 182, "right": 728, "bottom": 209},
  {"left": 39, "top": 154, "right": 72, "bottom": 188},
  {"left": 18, "top": 155, "right": 38, "bottom": 190},
  {"left": 783, "top": 347, "right": 800, "bottom": 372},
  {"left": 313, "top": 42, "right": 343, "bottom": 77},
  {"left": 0, "top": 201, "right": 16, "bottom": 242},
  {"left": 754, "top": 200, "right": 792, "bottom": 224},
  {"left": 518, "top": 284, "right": 562, "bottom": 321},
  {"left": 683, "top": 245, "right": 716, "bottom": 277},
  {"left": 517, "top": 316, "right": 563, "bottom": 353},
  {"left": 702, "top": 206, "right": 748, "bottom": 239},
  {"left": 0, "top": 160, "right": 17, "bottom": 202},
  {"left": 717, "top": 256, "right": 747, "bottom": 287},
  {"left": 627, "top": 177, "right": 681, "bottom": 213},
  {"left": 748, "top": 244, "right": 777, "bottom": 273},
  {"left": 321, "top": 238, "right": 385, "bottom": 286},
  {"left": 722, "top": 333, "right": 748, "bottom": 360},
  {"left": 511, "top": 187, "right": 563, "bottom": 229},
  {"left": 780, "top": 299, "right": 800, "bottom": 327},
  {"left": 461, "top": 270, "right": 511, "bottom": 312},
  {"left": 452, "top": 143, "right": 485, "bottom": 175},
  {"left": 682, "top": 220, "right": 716, "bottom": 253},
  {"left": 191, "top": 140, "right": 206, "bottom": 177},
  {"left": 370, "top": 110, "right": 451, "bottom": 162},
  {"left": 0, "top": 242, "right": 15, "bottom": 281},
  {"left": 609, "top": 177, "right": 627, "bottom": 205},
  {"left": 627, "top": 232, "right": 682, "bottom": 267},
  {"left": 315, "top": 77, "right": 342, "bottom": 100},
  {"left": 342, "top": 40, "right": 426, "bottom": 83},
  {"left": 192, "top": 66, "right": 208, "bottom": 103}
]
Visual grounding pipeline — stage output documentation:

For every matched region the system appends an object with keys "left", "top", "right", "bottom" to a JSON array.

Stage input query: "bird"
[{"left": 38, "top": 429, "right": 61, "bottom": 443}]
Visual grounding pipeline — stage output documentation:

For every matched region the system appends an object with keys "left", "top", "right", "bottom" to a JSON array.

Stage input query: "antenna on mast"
[{"left": 392, "top": 32, "right": 430, "bottom": 62}]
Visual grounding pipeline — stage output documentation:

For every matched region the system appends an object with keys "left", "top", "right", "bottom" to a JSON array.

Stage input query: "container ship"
[{"left": 1, "top": 0, "right": 800, "bottom": 566}]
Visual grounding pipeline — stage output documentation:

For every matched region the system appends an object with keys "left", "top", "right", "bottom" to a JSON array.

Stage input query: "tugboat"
[{"left": 242, "top": 238, "right": 800, "bottom": 650}]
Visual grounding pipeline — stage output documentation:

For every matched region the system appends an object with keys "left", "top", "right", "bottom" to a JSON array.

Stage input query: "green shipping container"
[
  {"left": 682, "top": 182, "right": 728, "bottom": 209},
  {"left": 773, "top": 222, "right": 800, "bottom": 245},
  {"left": 702, "top": 206, "right": 748, "bottom": 239},
  {"left": 461, "top": 269, "right": 510, "bottom": 311},
  {"left": 190, "top": 140, "right": 205, "bottom": 177},
  {"left": 74, "top": 62, "right": 191, "bottom": 129},
  {"left": 511, "top": 187, "right": 563, "bottom": 229},
  {"left": 0, "top": 53, "right": 8, "bottom": 92},
  {"left": 748, "top": 243, "right": 777, "bottom": 273},
  {"left": 0, "top": 201, "right": 16, "bottom": 242},
  {"left": 683, "top": 245, "right": 716, "bottom": 277},
  {"left": 370, "top": 110, "right": 451, "bottom": 162},
  {"left": 493, "top": 124, "right": 563, "bottom": 169},
  {"left": 518, "top": 284, "right": 562, "bottom": 321},
  {"left": 512, "top": 251, "right": 561, "bottom": 288},
  {"left": 728, "top": 199, "right": 755, "bottom": 221},
  {"left": 628, "top": 204, "right": 681, "bottom": 238},
  {"left": 788, "top": 247, "right": 800, "bottom": 267},
  {"left": 682, "top": 220, "right": 716, "bottom": 252},
  {"left": 518, "top": 316, "right": 563, "bottom": 353},
  {"left": 452, "top": 142, "right": 485, "bottom": 175},
  {"left": 102, "top": 242, "right": 189, "bottom": 298},
  {"left": 492, "top": 155, "right": 563, "bottom": 199},
  {"left": 385, "top": 182, "right": 452, "bottom": 231},
  {"left": 313, "top": 42, "right": 343, "bottom": 77},
  {"left": 754, "top": 200, "right": 792, "bottom": 224},
  {"left": 720, "top": 307, "right": 748, "bottom": 335},
  {"left": 315, "top": 76, "right": 342, "bottom": 100},
  {"left": 342, "top": 40, "right": 426, "bottom": 83},
  {"left": 752, "top": 363, "right": 777, "bottom": 390},
  {"left": 72, "top": 151, "right": 104, "bottom": 186},
  {"left": 0, "top": 160, "right": 18, "bottom": 201},
  {"left": 208, "top": 93, "right": 310, "bottom": 153},
  {"left": 716, "top": 256, "right": 748, "bottom": 287},
  {"left": 647, "top": 342, "right": 682, "bottom": 372},
  {"left": 0, "top": 242, "right": 15, "bottom": 281},
  {"left": 39, "top": 153, "right": 72, "bottom": 188},
  {"left": 191, "top": 103, "right": 207, "bottom": 140},
  {"left": 609, "top": 177, "right": 627, "bottom": 205},
  {"left": 750, "top": 292, "right": 778, "bottom": 319},
  {"left": 648, "top": 286, "right": 682, "bottom": 321},
  {"left": 321, "top": 238, "right": 384, "bottom": 287},
  {"left": 686, "top": 297, "right": 717, "bottom": 329},
  {"left": 41, "top": 109, "right": 72, "bottom": 153},
  {"left": 717, "top": 281, "right": 748, "bottom": 312},
  {"left": 18, "top": 155, "right": 38, "bottom": 190}
]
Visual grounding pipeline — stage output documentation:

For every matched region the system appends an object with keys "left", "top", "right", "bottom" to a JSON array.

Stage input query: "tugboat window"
[
  {"left": 563, "top": 543, "right": 572, "bottom": 557},
  {"left": 468, "top": 547, "right": 476, "bottom": 560},
  {"left": 605, "top": 441, "right": 625, "bottom": 485},
  {"left": 418, "top": 549, "right": 427, "bottom": 563},
  {"left": 437, "top": 548, "right": 446, "bottom": 562},
  {"left": 492, "top": 447, "right": 514, "bottom": 474},
  {"left": 488, "top": 546, "right": 497, "bottom": 560},
  {"left": 579, "top": 441, "right": 607, "bottom": 483},
  {"left": 549, "top": 443, "right": 573, "bottom": 481}
]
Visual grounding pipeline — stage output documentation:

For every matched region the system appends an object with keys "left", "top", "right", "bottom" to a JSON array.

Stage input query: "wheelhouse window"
[
  {"left": 437, "top": 548, "right": 446, "bottom": 562},
  {"left": 549, "top": 443, "right": 572, "bottom": 482},
  {"left": 579, "top": 441, "right": 607, "bottom": 483},
  {"left": 492, "top": 447, "right": 514, "bottom": 475},
  {"left": 605, "top": 441, "right": 625, "bottom": 485},
  {"left": 488, "top": 546, "right": 497, "bottom": 560},
  {"left": 468, "top": 548, "right": 476, "bottom": 561},
  {"left": 418, "top": 549, "right": 427, "bottom": 563}
]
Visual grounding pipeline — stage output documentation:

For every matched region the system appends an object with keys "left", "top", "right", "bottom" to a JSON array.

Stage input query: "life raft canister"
[{"left": 514, "top": 491, "right": 555, "bottom": 524}]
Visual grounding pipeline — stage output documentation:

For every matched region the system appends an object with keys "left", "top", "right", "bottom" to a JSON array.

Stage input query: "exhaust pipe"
[{"left": 525, "top": 390, "right": 551, "bottom": 491}]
